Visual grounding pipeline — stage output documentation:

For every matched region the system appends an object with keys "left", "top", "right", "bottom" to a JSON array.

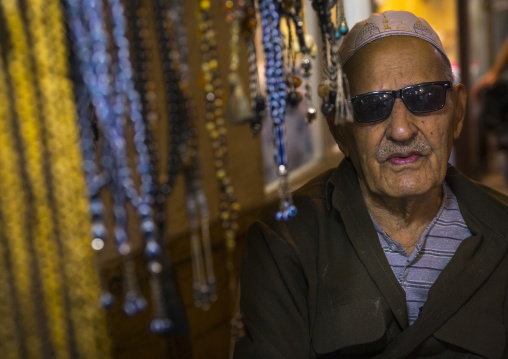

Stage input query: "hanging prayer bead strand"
[
  {"left": 332, "top": 0, "right": 353, "bottom": 124},
  {"left": 198, "top": 0, "right": 241, "bottom": 263},
  {"left": 334, "top": 0, "right": 349, "bottom": 40},
  {"left": 112, "top": 0, "right": 175, "bottom": 330},
  {"left": 0, "top": 0, "right": 111, "bottom": 356},
  {"left": 312, "top": 0, "right": 352, "bottom": 124},
  {"left": 240, "top": 1, "right": 266, "bottom": 134},
  {"left": 18, "top": 1, "right": 72, "bottom": 356},
  {"left": 128, "top": 0, "right": 177, "bottom": 332},
  {"left": 259, "top": 0, "right": 297, "bottom": 220},
  {"left": 128, "top": 0, "right": 160, "bottom": 205},
  {"left": 224, "top": 0, "right": 251, "bottom": 125},
  {"left": 167, "top": 0, "right": 215, "bottom": 288},
  {"left": 160, "top": 0, "right": 217, "bottom": 308},
  {"left": 0, "top": 26, "right": 42, "bottom": 359},
  {"left": 156, "top": 0, "right": 209, "bottom": 308},
  {"left": 64, "top": 0, "right": 175, "bottom": 335}
]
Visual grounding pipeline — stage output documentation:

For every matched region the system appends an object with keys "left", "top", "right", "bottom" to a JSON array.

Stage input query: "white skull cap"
[{"left": 339, "top": 10, "right": 450, "bottom": 66}]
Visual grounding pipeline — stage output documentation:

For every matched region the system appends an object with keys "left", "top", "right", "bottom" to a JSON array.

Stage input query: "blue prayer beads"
[{"left": 259, "top": 0, "right": 297, "bottom": 221}]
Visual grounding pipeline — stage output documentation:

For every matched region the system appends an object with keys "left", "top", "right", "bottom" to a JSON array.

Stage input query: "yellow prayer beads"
[{"left": 0, "top": 0, "right": 111, "bottom": 358}]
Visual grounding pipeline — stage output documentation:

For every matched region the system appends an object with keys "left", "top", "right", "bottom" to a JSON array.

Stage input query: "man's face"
[{"left": 334, "top": 36, "right": 467, "bottom": 200}]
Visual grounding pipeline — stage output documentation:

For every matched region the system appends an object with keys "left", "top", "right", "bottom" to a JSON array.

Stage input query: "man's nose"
[{"left": 385, "top": 98, "right": 418, "bottom": 142}]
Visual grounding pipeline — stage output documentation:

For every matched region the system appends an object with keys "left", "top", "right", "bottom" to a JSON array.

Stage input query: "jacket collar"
[
  {"left": 326, "top": 158, "right": 508, "bottom": 356},
  {"left": 326, "top": 158, "right": 410, "bottom": 328}
]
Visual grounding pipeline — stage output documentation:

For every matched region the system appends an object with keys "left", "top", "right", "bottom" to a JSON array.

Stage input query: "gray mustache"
[{"left": 376, "top": 138, "right": 431, "bottom": 162}]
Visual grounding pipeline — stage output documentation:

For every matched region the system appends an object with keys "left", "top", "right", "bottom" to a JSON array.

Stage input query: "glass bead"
[
  {"left": 318, "top": 84, "right": 330, "bottom": 98},
  {"left": 209, "top": 59, "right": 218, "bottom": 70},
  {"left": 91, "top": 237, "right": 105, "bottom": 251},
  {"left": 216, "top": 169, "right": 226, "bottom": 179},
  {"left": 321, "top": 102, "right": 334, "bottom": 116},
  {"left": 223, "top": 0, "right": 233, "bottom": 11},
  {"left": 149, "top": 318, "right": 173, "bottom": 335},
  {"left": 145, "top": 240, "right": 161, "bottom": 258},
  {"left": 118, "top": 242, "right": 131, "bottom": 256},
  {"left": 148, "top": 260, "right": 163, "bottom": 274},
  {"left": 231, "top": 202, "right": 241, "bottom": 212},
  {"left": 220, "top": 211, "right": 230, "bottom": 221},
  {"left": 114, "top": 227, "right": 128, "bottom": 244},
  {"left": 141, "top": 219, "right": 156, "bottom": 237},
  {"left": 123, "top": 297, "right": 139, "bottom": 316},
  {"left": 90, "top": 199, "right": 104, "bottom": 218},
  {"left": 255, "top": 96, "right": 266, "bottom": 111},
  {"left": 288, "top": 205, "right": 298, "bottom": 217},
  {"left": 287, "top": 91, "right": 299, "bottom": 106},
  {"left": 200, "top": 0, "right": 210, "bottom": 11},
  {"left": 306, "top": 106, "right": 317, "bottom": 122},
  {"left": 91, "top": 222, "right": 107, "bottom": 239},
  {"left": 100, "top": 292, "right": 115, "bottom": 309},
  {"left": 226, "top": 236, "right": 236, "bottom": 249},
  {"left": 292, "top": 75, "right": 302, "bottom": 88}
]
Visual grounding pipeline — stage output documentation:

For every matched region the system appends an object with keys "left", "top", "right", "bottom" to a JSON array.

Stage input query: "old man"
[{"left": 235, "top": 10, "right": 508, "bottom": 359}]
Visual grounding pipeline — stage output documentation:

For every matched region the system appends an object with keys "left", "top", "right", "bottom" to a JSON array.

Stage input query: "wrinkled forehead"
[{"left": 343, "top": 36, "right": 447, "bottom": 93}]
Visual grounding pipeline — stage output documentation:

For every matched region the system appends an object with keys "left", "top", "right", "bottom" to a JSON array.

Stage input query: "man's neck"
[{"left": 360, "top": 182, "right": 444, "bottom": 255}]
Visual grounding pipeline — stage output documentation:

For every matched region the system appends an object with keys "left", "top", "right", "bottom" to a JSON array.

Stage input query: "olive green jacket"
[{"left": 234, "top": 158, "right": 508, "bottom": 358}]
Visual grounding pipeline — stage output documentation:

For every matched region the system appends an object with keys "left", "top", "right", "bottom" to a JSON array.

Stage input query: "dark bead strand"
[
  {"left": 167, "top": 0, "right": 217, "bottom": 307},
  {"left": 127, "top": 0, "right": 160, "bottom": 203},
  {"left": 157, "top": 0, "right": 216, "bottom": 308},
  {"left": 240, "top": 1, "right": 265, "bottom": 134}
]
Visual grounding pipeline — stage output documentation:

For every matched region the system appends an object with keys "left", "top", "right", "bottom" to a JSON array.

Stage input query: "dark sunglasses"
[{"left": 350, "top": 81, "right": 452, "bottom": 123}]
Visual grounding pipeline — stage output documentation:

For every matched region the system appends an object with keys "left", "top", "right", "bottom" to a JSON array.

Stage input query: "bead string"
[
  {"left": 198, "top": 0, "right": 241, "bottom": 267},
  {"left": 224, "top": 0, "right": 251, "bottom": 126},
  {"left": 127, "top": 0, "right": 186, "bottom": 332},
  {"left": 259, "top": 0, "right": 297, "bottom": 221},
  {"left": 332, "top": 0, "right": 353, "bottom": 125},
  {"left": 160, "top": 0, "right": 217, "bottom": 309},
  {"left": 240, "top": 1, "right": 266, "bottom": 134},
  {"left": 0, "top": 6, "right": 41, "bottom": 354},
  {"left": 280, "top": 1, "right": 318, "bottom": 122},
  {"left": 64, "top": 0, "right": 174, "bottom": 335},
  {"left": 127, "top": 0, "right": 160, "bottom": 209},
  {"left": 167, "top": 0, "right": 216, "bottom": 304},
  {"left": 4, "top": 1, "right": 65, "bottom": 356},
  {"left": 312, "top": 0, "right": 352, "bottom": 124}
]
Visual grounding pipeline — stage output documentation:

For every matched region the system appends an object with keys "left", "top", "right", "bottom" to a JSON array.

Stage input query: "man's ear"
[
  {"left": 325, "top": 112, "right": 350, "bottom": 157},
  {"left": 452, "top": 83, "right": 467, "bottom": 140}
]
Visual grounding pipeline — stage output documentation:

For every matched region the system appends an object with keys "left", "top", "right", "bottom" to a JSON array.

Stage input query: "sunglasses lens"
[
  {"left": 352, "top": 93, "right": 394, "bottom": 123},
  {"left": 403, "top": 83, "right": 446, "bottom": 113}
]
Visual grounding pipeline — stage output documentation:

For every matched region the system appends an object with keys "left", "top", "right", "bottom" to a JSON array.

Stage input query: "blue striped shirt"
[{"left": 371, "top": 183, "right": 472, "bottom": 325}]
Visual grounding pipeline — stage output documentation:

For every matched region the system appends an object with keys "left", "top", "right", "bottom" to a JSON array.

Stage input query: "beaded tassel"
[
  {"left": 312, "top": 0, "right": 353, "bottom": 124},
  {"left": 333, "top": 0, "right": 353, "bottom": 125},
  {"left": 259, "top": 0, "right": 297, "bottom": 221}
]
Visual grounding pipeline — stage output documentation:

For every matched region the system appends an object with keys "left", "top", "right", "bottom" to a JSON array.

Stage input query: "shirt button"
[{"left": 390, "top": 244, "right": 398, "bottom": 251}]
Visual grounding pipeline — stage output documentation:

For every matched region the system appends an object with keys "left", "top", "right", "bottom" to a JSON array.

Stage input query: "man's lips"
[{"left": 387, "top": 152, "right": 423, "bottom": 165}]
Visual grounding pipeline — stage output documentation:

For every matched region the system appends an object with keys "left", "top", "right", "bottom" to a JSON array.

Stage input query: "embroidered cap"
[{"left": 339, "top": 10, "right": 449, "bottom": 66}]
